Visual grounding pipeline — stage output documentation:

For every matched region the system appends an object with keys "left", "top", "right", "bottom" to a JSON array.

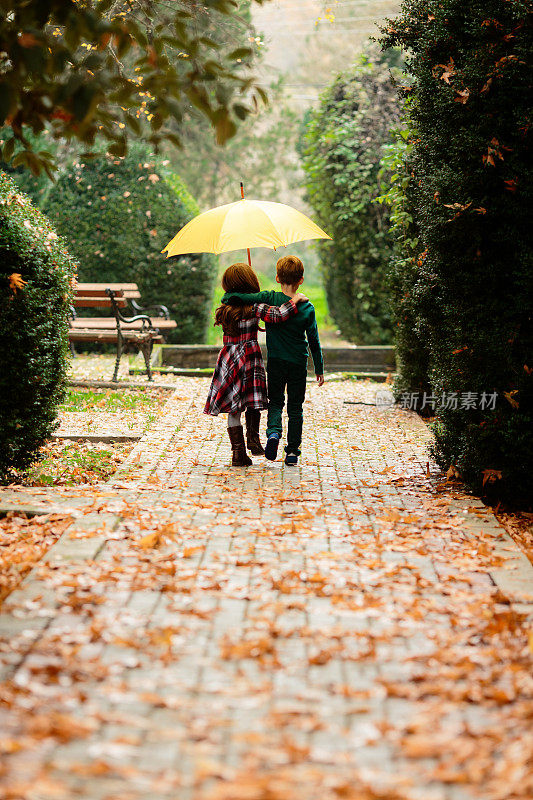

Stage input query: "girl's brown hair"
[{"left": 214, "top": 263, "right": 261, "bottom": 336}]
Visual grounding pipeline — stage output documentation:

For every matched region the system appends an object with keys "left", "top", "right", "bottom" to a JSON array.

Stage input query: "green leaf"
[
  {"left": 125, "top": 114, "right": 142, "bottom": 135},
  {"left": 2, "top": 137, "right": 16, "bottom": 163},
  {"left": 0, "top": 83, "right": 15, "bottom": 126},
  {"left": 215, "top": 114, "right": 237, "bottom": 145},
  {"left": 228, "top": 47, "right": 252, "bottom": 61},
  {"left": 107, "top": 139, "right": 126, "bottom": 157},
  {"left": 233, "top": 103, "right": 249, "bottom": 120}
]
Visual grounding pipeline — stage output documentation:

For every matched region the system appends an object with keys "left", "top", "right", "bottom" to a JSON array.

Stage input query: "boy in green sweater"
[{"left": 221, "top": 255, "right": 324, "bottom": 466}]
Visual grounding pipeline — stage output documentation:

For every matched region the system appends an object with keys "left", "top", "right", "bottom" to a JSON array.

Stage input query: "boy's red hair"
[{"left": 277, "top": 255, "right": 304, "bottom": 289}]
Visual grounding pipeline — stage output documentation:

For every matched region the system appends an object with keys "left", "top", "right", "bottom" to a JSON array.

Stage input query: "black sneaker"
[
  {"left": 285, "top": 452, "right": 298, "bottom": 466},
  {"left": 264, "top": 433, "right": 280, "bottom": 461}
]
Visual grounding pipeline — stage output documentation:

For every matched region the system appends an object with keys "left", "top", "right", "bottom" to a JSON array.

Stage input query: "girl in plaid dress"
[{"left": 205, "top": 263, "right": 307, "bottom": 466}]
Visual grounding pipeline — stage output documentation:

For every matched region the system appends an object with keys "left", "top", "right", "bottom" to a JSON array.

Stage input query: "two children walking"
[{"left": 204, "top": 256, "right": 323, "bottom": 466}]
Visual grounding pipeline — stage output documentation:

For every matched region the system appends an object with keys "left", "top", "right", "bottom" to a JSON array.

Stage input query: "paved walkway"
[{"left": 1, "top": 379, "right": 532, "bottom": 800}]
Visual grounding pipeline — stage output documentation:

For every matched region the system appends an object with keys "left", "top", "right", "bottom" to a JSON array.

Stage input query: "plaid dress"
[{"left": 204, "top": 300, "right": 297, "bottom": 416}]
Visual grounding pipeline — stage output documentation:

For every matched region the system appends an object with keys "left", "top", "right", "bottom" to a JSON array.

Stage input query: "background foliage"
[
  {"left": 170, "top": 76, "right": 301, "bottom": 210},
  {"left": 42, "top": 143, "right": 216, "bottom": 344},
  {"left": 0, "top": 170, "right": 76, "bottom": 480},
  {"left": 0, "top": 129, "right": 58, "bottom": 205},
  {"left": 0, "top": 0, "right": 269, "bottom": 176},
  {"left": 381, "top": 0, "right": 533, "bottom": 504},
  {"left": 300, "top": 48, "right": 401, "bottom": 344},
  {"left": 377, "top": 121, "right": 431, "bottom": 400}
]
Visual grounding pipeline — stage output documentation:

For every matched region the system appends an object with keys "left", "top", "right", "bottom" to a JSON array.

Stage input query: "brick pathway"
[{"left": 1, "top": 379, "right": 532, "bottom": 800}]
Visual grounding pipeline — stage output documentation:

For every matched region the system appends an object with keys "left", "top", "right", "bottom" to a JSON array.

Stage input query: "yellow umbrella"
[{"left": 162, "top": 184, "right": 331, "bottom": 265}]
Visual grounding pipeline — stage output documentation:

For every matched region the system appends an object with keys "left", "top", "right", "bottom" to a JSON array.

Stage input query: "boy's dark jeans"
[{"left": 266, "top": 357, "right": 307, "bottom": 456}]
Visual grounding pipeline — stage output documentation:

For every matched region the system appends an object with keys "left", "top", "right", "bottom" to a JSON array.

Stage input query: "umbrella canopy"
[{"left": 162, "top": 198, "right": 331, "bottom": 258}]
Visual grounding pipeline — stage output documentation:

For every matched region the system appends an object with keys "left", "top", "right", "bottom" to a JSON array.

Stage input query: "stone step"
[
  {"left": 146, "top": 344, "right": 396, "bottom": 374},
  {"left": 128, "top": 364, "right": 395, "bottom": 382}
]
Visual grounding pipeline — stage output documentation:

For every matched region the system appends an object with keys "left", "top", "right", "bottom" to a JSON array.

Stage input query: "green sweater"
[{"left": 221, "top": 289, "right": 324, "bottom": 375}]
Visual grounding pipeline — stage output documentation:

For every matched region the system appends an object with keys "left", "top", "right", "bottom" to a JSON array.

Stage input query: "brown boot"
[
  {"left": 228, "top": 425, "right": 252, "bottom": 467},
  {"left": 245, "top": 408, "right": 265, "bottom": 455}
]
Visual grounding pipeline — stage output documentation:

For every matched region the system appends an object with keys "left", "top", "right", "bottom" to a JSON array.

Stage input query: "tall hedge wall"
[
  {"left": 377, "top": 125, "right": 432, "bottom": 403},
  {"left": 300, "top": 49, "right": 401, "bottom": 344},
  {"left": 0, "top": 171, "right": 75, "bottom": 480},
  {"left": 43, "top": 144, "right": 216, "bottom": 344},
  {"left": 381, "top": 0, "right": 533, "bottom": 504}
]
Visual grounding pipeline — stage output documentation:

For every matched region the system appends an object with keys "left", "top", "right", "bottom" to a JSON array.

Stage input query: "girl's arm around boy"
[{"left": 254, "top": 298, "right": 298, "bottom": 324}]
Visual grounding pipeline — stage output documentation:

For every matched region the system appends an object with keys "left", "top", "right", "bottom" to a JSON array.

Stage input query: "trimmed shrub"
[
  {"left": 0, "top": 171, "right": 76, "bottom": 480},
  {"left": 381, "top": 0, "right": 533, "bottom": 504},
  {"left": 300, "top": 48, "right": 402, "bottom": 344},
  {"left": 43, "top": 144, "right": 216, "bottom": 344}
]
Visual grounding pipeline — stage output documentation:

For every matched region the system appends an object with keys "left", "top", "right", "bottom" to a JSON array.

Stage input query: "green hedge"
[
  {"left": 300, "top": 49, "right": 402, "bottom": 344},
  {"left": 0, "top": 171, "right": 75, "bottom": 480},
  {"left": 381, "top": 0, "right": 533, "bottom": 504},
  {"left": 43, "top": 144, "right": 216, "bottom": 343},
  {"left": 377, "top": 126, "right": 432, "bottom": 403}
]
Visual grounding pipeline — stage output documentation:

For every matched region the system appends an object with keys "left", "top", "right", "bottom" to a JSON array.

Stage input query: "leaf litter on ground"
[{"left": 0, "top": 375, "right": 531, "bottom": 800}]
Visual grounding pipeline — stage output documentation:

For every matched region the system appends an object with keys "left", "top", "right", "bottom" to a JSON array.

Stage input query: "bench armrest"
[
  {"left": 130, "top": 299, "right": 170, "bottom": 319},
  {"left": 106, "top": 289, "right": 155, "bottom": 331},
  {"left": 117, "top": 312, "right": 156, "bottom": 330}
]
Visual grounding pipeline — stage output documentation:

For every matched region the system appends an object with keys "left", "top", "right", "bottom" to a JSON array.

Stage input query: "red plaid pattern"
[{"left": 204, "top": 300, "right": 297, "bottom": 416}]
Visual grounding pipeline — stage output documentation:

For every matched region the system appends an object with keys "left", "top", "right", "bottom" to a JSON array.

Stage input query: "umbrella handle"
[{"left": 241, "top": 182, "right": 252, "bottom": 266}]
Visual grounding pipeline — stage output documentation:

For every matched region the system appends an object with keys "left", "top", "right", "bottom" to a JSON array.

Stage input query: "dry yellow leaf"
[{"left": 8, "top": 272, "right": 27, "bottom": 293}]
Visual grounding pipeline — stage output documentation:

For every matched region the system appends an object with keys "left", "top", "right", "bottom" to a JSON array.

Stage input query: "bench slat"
[
  {"left": 69, "top": 330, "right": 163, "bottom": 343},
  {"left": 75, "top": 283, "right": 141, "bottom": 299},
  {"left": 73, "top": 289, "right": 124, "bottom": 297},
  {"left": 74, "top": 289, "right": 127, "bottom": 298},
  {"left": 76, "top": 283, "right": 138, "bottom": 291},
  {"left": 74, "top": 290, "right": 116, "bottom": 298},
  {"left": 73, "top": 297, "right": 128, "bottom": 308},
  {"left": 70, "top": 317, "right": 177, "bottom": 330}
]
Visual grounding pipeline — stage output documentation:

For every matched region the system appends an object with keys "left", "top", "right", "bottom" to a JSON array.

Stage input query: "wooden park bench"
[
  {"left": 73, "top": 283, "right": 177, "bottom": 332},
  {"left": 69, "top": 285, "right": 175, "bottom": 381}
]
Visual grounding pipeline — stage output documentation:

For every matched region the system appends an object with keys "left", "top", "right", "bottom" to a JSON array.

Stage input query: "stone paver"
[{"left": 0, "top": 378, "right": 531, "bottom": 800}]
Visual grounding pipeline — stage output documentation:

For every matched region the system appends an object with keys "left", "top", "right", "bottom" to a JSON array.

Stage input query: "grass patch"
[
  {"left": 302, "top": 284, "right": 331, "bottom": 331},
  {"left": 61, "top": 388, "right": 163, "bottom": 413},
  {"left": 18, "top": 441, "right": 131, "bottom": 486},
  {"left": 8, "top": 387, "right": 166, "bottom": 486}
]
